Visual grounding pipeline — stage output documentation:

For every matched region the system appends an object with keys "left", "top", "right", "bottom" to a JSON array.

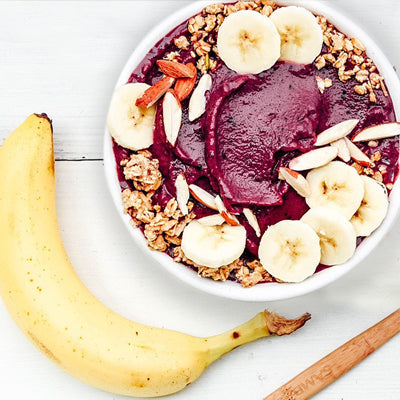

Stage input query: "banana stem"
[{"left": 204, "top": 311, "right": 311, "bottom": 365}]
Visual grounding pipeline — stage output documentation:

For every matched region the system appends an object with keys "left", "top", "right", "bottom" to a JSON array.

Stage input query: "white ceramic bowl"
[{"left": 104, "top": 0, "right": 400, "bottom": 302}]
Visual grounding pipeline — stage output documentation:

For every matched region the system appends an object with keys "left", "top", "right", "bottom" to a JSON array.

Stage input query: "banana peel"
[{"left": 0, "top": 114, "right": 310, "bottom": 397}]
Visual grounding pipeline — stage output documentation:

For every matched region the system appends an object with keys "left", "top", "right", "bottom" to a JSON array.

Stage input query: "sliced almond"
[
  {"left": 315, "top": 119, "right": 359, "bottom": 146},
  {"left": 215, "top": 195, "right": 240, "bottom": 227},
  {"left": 157, "top": 60, "right": 197, "bottom": 79},
  {"left": 330, "top": 138, "right": 351, "bottom": 162},
  {"left": 188, "top": 74, "right": 212, "bottom": 122},
  {"left": 197, "top": 214, "right": 226, "bottom": 226},
  {"left": 279, "top": 167, "right": 311, "bottom": 198},
  {"left": 289, "top": 147, "right": 338, "bottom": 171},
  {"left": 163, "top": 89, "right": 182, "bottom": 147},
  {"left": 344, "top": 137, "right": 373, "bottom": 167},
  {"left": 136, "top": 76, "right": 175, "bottom": 109},
  {"left": 174, "top": 63, "right": 197, "bottom": 102},
  {"left": 188, "top": 184, "right": 218, "bottom": 210},
  {"left": 352, "top": 122, "right": 400, "bottom": 142},
  {"left": 220, "top": 211, "right": 240, "bottom": 227},
  {"left": 175, "top": 173, "right": 189, "bottom": 216},
  {"left": 243, "top": 208, "right": 261, "bottom": 237}
]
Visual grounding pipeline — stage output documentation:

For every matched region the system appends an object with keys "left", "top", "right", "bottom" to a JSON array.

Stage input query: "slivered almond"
[
  {"left": 221, "top": 211, "right": 240, "bottom": 227},
  {"left": 188, "top": 184, "right": 218, "bottom": 210},
  {"left": 157, "top": 60, "right": 197, "bottom": 79},
  {"left": 136, "top": 76, "right": 175, "bottom": 109},
  {"left": 174, "top": 63, "right": 197, "bottom": 102},
  {"left": 289, "top": 147, "right": 338, "bottom": 171},
  {"left": 352, "top": 122, "right": 400, "bottom": 142},
  {"left": 330, "top": 138, "right": 351, "bottom": 162},
  {"left": 189, "top": 74, "right": 212, "bottom": 122},
  {"left": 163, "top": 89, "right": 182, "bottom": 147},
  {"left": 344, "top": 137, "right": 373, "bottom": 167},
  {"left": 315, "top": 119, "right": 359, "bottom": 146},
  {"left": 215, "top": 196, "right": 240, "bottom": 227},
  {"left": 279, "top": 167, "right": 311, "bottom": 198},
  {"left": 243, "top": 208, "right": 261, "bottom": 237},
  {"left": 197, "top": 214, "right": 226, "bottom": 226},
  {"left": 175, "top": 173, "right": 189, "bottom": 216}
]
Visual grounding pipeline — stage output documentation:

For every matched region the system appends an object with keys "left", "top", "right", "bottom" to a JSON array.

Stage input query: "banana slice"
[
  {"left": 270, "top": 6, "right": 323, "bottom": 64},
  {"left": 301, "top": 208, "right": 357, "bottom": 265},
  {"left": 107, "top": 83, "right": 156, "bottom": 151},
  {"left": 217, "top": 10, "right": 281, "bottom": 74},
  {"left": 181, "top": 220, "right": 246, "bottom": 269},
  {"left": 306, "top": 161, "right": 365, "bottom": 219},
  {"left": 258, "top": 220, "right": 321, "bottom": 283},
  {"left": 351, "top": 176, "right": 389, "bottom": 237}
]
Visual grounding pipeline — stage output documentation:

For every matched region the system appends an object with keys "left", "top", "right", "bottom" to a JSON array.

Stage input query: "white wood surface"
[{"left": 0, "top": 1, "right": 399, "bottom": 399}]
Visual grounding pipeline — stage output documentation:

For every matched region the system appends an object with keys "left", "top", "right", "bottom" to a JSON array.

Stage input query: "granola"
[
  {"left": 315, "top": 15, "right": 386, "bottom": 101},
  {"left": 121, "top": 150, "right": 277, "bottom": 287},
  {"left": 111, "top": 0, "right": 398, "bottom": 289}
]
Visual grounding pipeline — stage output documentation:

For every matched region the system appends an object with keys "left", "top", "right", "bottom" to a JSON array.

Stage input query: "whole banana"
[{"left": 0, "top": 114, "right": 310, "bottom": 397}]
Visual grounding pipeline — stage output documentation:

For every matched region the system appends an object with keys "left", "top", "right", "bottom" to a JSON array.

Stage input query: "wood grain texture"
[
  {"left": 264, "top": 309, "right": 400, "bottom": 400},
  {"left": 0, "top": 1, "right": 399, "bottom": 400}
]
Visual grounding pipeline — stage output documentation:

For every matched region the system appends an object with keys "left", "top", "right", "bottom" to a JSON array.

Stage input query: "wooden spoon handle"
[{"left": 264, "top": 309, "right": 400, "bottom": 400}]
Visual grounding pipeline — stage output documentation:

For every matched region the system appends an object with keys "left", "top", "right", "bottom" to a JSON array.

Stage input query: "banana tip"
[{"left": 264, "top": 310, "right": 311, "bottom": 336}]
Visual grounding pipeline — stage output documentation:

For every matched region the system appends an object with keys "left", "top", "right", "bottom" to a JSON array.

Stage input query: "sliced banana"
[
  {"left": 270, "top": 6, "right": 323, "bottom": 64},
  {"left": 306, "top": 161, "right": 365, "bottom": 219},
  {"left": 107, "top": 83, "right": 156, "bottom": 150},
  {"left": 217, "top": 10, "right": 281, "bottom": 74},
  {"left": 181, "top": 221, "right": 246, "bottom": 269},
  {"left": 351, "top": 176, "right": 389, "bottom": 237},
  {"left": 301, "top": 207, "right": 357, "bottom": 266},
  {"left": 258, "top": 220, "right": 321, "bottom": 283}
]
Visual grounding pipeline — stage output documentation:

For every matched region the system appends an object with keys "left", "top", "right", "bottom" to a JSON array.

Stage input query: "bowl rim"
[{"left": 103, "top": 0, "right": 400, "bottom": 302}]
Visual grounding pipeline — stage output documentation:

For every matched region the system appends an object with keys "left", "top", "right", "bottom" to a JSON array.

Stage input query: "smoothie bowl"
[{"left": 104, "top": 0, "right": 400, "bottom": 301}]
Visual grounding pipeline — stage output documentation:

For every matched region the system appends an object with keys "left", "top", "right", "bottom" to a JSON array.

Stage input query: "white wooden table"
[{"left": 0, "top": 1, "right": 399, "bottom": 399}]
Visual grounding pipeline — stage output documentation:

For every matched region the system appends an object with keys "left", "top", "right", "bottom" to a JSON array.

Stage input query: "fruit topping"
[
  {"left": 350, "top": 176, "right": 389, "bottom": 237},
  {"left": 217, "top": 10, "right": 281, "bottom": 74},
  {"left": 270, "top": 6, "right": 323, "bottom": 64},
  {"left": 181, "top": 220, "right": 246, "bottom": 269},
  {"left": 306, "top": 161, "right": 364, "bottom": 219},
  {"left": 302, "top": 207, "right": 357, "bottom": 265},
  {"left": 258, "top": 220, "right": 321, "bottom": 283},
  {"left": 107, "top": 83, "right": 156, "bottom": 151}
]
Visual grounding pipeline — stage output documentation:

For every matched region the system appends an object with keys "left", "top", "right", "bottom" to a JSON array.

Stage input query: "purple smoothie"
[{"left": 112, "top": 10, "right": 399, "bottom": 264}]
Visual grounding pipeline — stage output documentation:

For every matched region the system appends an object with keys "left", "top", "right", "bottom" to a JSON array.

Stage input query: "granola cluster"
[
  {"left": 119, "top": 1, "right": 396, "bottom": 288},
  {"left": 121, "top": 151, "right": 270, "bottom": 287},
  {"left": 121, "top": 151, "right": 194, "bottom": 251},
  {"left": 173, "top": 247, "right": 272, "bottom": 287},
  {"left": 172, "top": 0, "right": 277, "bottom": 74},
  {"left": 351, "top": 150, "right": 391, "bottom": 188},
  {"left": 315, "top": 16, "right": 387, "bottom": 102}
]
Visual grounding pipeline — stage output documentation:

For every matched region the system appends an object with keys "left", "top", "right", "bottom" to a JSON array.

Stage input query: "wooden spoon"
[{"left": 264, "top": 308, "right": 400, "bottom": 400}]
